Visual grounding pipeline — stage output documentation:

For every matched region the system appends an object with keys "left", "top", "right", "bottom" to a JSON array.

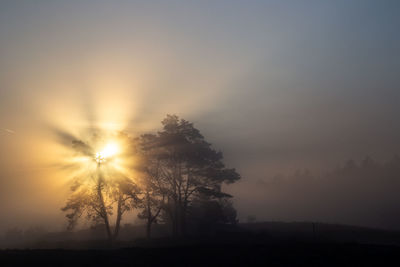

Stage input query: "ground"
[
  {"left": 1, "top": 242, "right": 400, "bottom": 266},
  {"left": 2, "top": 222, "right": 400, "bottom": 266}
]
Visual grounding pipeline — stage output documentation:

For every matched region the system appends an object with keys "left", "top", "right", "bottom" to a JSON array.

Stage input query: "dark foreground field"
[
  {"left": 1, "top": 242, "right": 400, "bottom": 266},
  {"left": 2, "top": 222, "right": 400, "bottom": 266}
]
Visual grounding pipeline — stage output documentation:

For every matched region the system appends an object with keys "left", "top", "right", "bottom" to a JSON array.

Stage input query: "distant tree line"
[
  {"left": 260, "top": 155, "right": 400, "bottom": 229},
  {"left": 283, "top": 155, "right": 400, "bottom": 182},
  {"left": 61, "top": 115, "right": 240, "bottom": 243}
]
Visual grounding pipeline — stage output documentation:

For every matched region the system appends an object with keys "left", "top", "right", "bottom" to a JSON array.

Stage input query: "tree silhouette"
[
  {"left": 60, "top": 116, "right": 241, "bottom": 240},
  {"left": 135, "top": 134, "right": 167, "bottom": 239},
  {"left": 61, "top": 133, "right": 140, "bottom": 243},
  {"left": 136, "top": 115, "right": 241, "bottom": 237},
  {"left": 188, "top": 198, "right": 238, "bottom": 234}
]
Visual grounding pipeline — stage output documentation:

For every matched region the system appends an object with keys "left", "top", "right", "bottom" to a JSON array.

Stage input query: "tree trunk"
[
  {"left": 113, "top": 194, "right": 123, "bottom": 240},
  {"left": 146, "top": 220, "right": 152, "bottom": 239},
  {"left": 172, "top": 216, "right": 178, "bottom": 237},
  {"left": 181, "top": 204, "right": 187, "bottom": 236},
  {"left": 97, "top": 183, "right": 112, "bottom": 242},
  {"left": 174, "top": 200, "right": 180, "bottom": 238},
  {"left": 146, "top": 191, "right": 152, "bottom": 239},
  {"left": 97, "top": 164, "right": 112, "bottom": 243}
]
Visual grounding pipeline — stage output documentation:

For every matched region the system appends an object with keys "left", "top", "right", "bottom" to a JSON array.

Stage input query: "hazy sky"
[{"left": 1, "top": 0, "right": 400, "bottom": 231}]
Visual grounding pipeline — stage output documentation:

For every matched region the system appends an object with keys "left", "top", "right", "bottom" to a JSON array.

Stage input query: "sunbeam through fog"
[{"left": 0, "top": 0, "right": 400, "bottom": 237}]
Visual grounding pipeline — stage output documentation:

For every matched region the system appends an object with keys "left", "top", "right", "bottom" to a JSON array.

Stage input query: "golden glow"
[
  {"left": 95, "top": 142, "right": 119, "bottom": 163},
  {"left": 94, "top": 152, "right": 105, "bottom": 163}
]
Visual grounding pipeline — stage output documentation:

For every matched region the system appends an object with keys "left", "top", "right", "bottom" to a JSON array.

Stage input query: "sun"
[{"left": 95, "top": 142, "right": 119, "bottom": 163}]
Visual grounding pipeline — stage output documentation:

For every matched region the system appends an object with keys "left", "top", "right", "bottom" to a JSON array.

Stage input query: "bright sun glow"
[{"left": 95, "top": 143, "right": 119, "bottom": 163}]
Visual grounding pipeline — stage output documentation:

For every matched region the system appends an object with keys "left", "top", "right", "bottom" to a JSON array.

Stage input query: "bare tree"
[{"left": 61, "top": 133, "right": 140, "bottom": 243}]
